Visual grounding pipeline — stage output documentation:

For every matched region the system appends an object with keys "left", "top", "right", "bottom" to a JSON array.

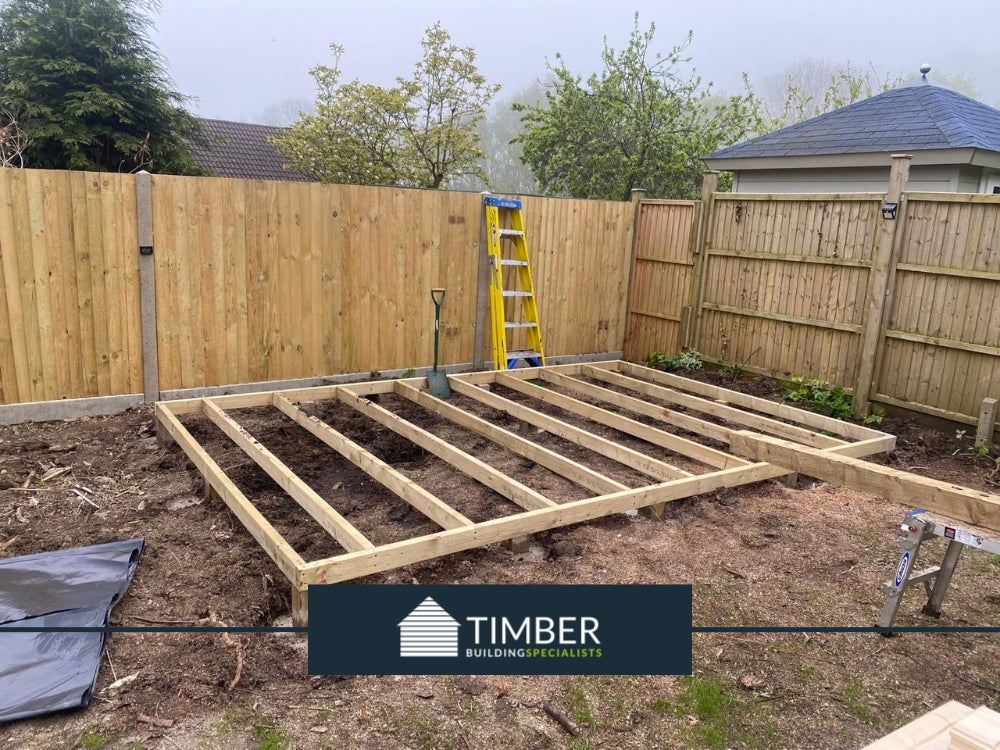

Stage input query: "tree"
[
  {"left": 273, "top": 23, "right": 499, "bottom": 188},
  {"left": 0, "top": 0, "right": 204, "bottom": 173},
  {"left": 514, "top": 16, "right": 763, "bottom": 202}
]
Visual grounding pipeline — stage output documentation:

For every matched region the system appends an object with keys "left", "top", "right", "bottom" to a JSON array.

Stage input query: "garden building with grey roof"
[{"left": 704, "top": 68, "right": 1000, "bottom": 195}]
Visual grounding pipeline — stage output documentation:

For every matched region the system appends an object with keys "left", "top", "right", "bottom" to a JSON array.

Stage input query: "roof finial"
[{"left": 919, "top": 63, "right": 931, "bottom": 76}]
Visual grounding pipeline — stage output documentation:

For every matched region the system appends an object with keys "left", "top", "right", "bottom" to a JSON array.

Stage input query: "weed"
[
  {"left": 953, "top": 441, "right": 1000, "bottom": 465},
  {"left": 864, "top": 406, "right": 886, "bottom": 425},
  {"left": 720, "top": 346, "right": 759, "bottom": 379},
  {"left": 401, "top": 368, "right": 416, "bottom": 378},
  {"left": 214, "top": 707, "right": 252, "bottom": 740},
  {"left": 673, "top": 675, "right": 734, "bottom": 750},
  {"left": 464, "top": 698, "right": 480, "bottom": 721},
  {"left": 966, "top": 548, "right": 1000, "bottom": 574},
  {"left": 401, "top": 706, "right": 454, "bottom": 750},
  {"left": 77, "top": 730, "right": 109, "bottom": 750},
  {"left": 658, "top": 675, "right": 778, "bottom": 750},
  {"left": 251, "top": 716, "right": 289, "bottom": 750},
  {"left": 720, "top": 363, "right": 745, "bottom": 379},
  {"left": 839, "top": 680, "right": 873, "bottom": 722},
  {"left": 647, "top": 349, "right": 703, "bottom": 372},
  {"left": 838, "top": 680, "right": 898, "bottom": 729},
  {"left": 783, "top": 376, "right": 853, "bottom": 420},
  {"left": 952, "top": 432, "right": 1000, "bottom": 477},
  {"left": 566, "top": 679, "right": 596, "bottom": 727},
  {"left": 650, "top": 698, "right": 674, "bottom": 713},
  {"left": 838, "top": 728, "right": 858, "bottom": 745}
]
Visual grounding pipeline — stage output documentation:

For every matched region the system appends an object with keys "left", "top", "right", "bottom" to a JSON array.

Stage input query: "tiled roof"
[
  {"left": 191, "top": 118, "right": 309, "bottom": 181},
  {"left": 706, "top": 77, "right": 1000, "bottom": 160}
]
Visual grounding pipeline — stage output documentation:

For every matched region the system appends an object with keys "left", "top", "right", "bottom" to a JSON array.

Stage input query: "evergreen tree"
[{"left": 0, "top": 0, "right": 204, "bottom": 173}]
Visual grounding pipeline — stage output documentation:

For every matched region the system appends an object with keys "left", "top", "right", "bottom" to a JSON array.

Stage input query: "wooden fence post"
[
  {"left": 852, "top": 154, "right": 911, "bottom": 417},
  {"left": 135, "top": 170, "right": 159, "bottom": 404},
  {"left": 684, "top": 170, "right": 718, "bottom": 350},
  {"left": 621, "top": 188, "right": 647, "bottom": 357},
  {"left": 976, "top": 398, "right": 999, "bottom": 450}
]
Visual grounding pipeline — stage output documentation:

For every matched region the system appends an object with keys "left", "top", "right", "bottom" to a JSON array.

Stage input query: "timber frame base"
[{"left": 154, "top": 360, "right": 1000, "bottom": 627}]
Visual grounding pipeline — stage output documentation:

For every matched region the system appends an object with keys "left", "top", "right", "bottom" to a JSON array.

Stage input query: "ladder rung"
[
  {"left": 501, "top": 259, "right": 528, "bottom": 267},
  {"left": 499, "top": 229, "right": 524, "bottom": 237},
  {"left": 505, "top": 321, "right": 538, "bottom": 329},
  {"left": 502, "top": 291, "right": 533, "bottom": 298},
  {"left": 506, "top": 349, "right": 543, "bottom": 360}
]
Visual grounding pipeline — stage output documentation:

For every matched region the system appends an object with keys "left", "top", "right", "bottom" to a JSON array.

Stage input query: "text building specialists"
[{"left": 465, "top": 614, "right": 602, "bottom": 659}]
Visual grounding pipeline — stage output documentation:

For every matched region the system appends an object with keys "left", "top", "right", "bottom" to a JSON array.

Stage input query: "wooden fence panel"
[
  {"left": 151, "top": 177, "right": 634, "bottom": 391},
  {"left": 698, "top": 195, "right": 880, "bottom": 385},
  {"left": 623, "top": 201, "right": 696, "bottom": 361},
  {"left": 152, "top": 179, "right": 484, "bottom": 389},
  {"left": 524, "top": 195, "right": 635, "bottom": 359},
  {"left": 0, "top": 169, "right": 140, "bottom": 404},
  {"left": 876, "top": 194, "right": 1000, "bottom": 420}
]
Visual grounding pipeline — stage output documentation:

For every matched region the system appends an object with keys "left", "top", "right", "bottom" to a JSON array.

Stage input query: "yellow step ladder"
[{"left": 484, "top": 196, "right": 545, "bottom": 370}]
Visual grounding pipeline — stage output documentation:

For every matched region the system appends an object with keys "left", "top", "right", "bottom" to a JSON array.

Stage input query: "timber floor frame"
[{"left": 154, "top": 360, "right": 1000, "bottom": 626}]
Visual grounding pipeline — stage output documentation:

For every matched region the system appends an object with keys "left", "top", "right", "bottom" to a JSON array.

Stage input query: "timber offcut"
[{"left": 154, "top": 360, "right": 999, "bottom": 626}]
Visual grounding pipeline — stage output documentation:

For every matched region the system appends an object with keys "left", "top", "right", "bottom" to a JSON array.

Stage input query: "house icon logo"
[{"left": 398, "top": 596, "right": 460, "bottom": 657}]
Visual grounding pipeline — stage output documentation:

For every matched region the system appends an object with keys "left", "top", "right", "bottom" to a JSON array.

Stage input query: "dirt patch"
[{"left": 1, "top": 375, "right": 999, "bottom": 749}]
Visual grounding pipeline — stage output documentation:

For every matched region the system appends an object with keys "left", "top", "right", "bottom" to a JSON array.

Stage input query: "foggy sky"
[{"left": 149, "top": 0, "right": 1000, "bottom": 123}]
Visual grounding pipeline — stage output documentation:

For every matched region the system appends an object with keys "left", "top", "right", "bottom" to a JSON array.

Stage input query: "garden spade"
[{"left": 428, "top": 288, "right": 451, "bottom": 398}]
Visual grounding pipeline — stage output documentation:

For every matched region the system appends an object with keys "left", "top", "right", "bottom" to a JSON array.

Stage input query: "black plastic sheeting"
[{"left": 0, "top": 538, "right": 143, "bottom": 723}]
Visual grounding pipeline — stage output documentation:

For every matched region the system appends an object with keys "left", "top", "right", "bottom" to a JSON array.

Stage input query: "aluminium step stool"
[
  {"left": 878, "top": 509, "right": 1000, "bottom": 628},
  {"left": 483, "top": 195, "right": 546, "bottom": 370}
]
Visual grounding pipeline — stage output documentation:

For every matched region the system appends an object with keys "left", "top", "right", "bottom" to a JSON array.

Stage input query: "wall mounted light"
[{"left": 882, "top": 202, "right": 898, "bottom": 220}]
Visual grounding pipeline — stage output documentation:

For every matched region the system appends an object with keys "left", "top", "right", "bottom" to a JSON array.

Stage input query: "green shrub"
[
  {"left": 720, "top": 363, "right": 745, "bottom": 379},
  {"left": 783, "top": 376, "right": 853, "bottom": 420},
  {"left": 647, "top": 349, "right": 702, "bottom": 372}
]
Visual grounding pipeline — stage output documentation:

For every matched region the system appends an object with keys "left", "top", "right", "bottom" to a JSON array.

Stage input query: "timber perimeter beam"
[{"left": 729, "top": 430, "right": 1000, "bottom": 532}]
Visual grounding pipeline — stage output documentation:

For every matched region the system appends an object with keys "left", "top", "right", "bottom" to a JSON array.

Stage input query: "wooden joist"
[
  {"left": 611, "top": 361, "right": 887, "bottom": 442},
  {"left": 581, "top": 365, "right": 846, "bottom": 449},
  {"left": 729, "top": 430, "right": 1000, "bottom": 531},
  {"left": 448, "top": 378, "right": 692, "bottom": 481},
  {"left": 394, "top": 381, "right": 626, "bottom": 495},
  {"left": 336, "top": 388, "right": 557, "bottom": 512},
  {"left": 153, "top": 402, "right": 305, "bottom": 582},
  {"left": 540, "top": 368, "right": 734, "bottom": 444},
  {"left": 203, "top": 399, "right": 374, "bottom": 552},
  {"left": 272, "top": 395, "right": 473, "bottom": 531},
  {"left": 496, "top": 373, "right": 747, "bottom": 470},
  {"left": 297, "top": 460, "right": 788, "bottom": 586}
]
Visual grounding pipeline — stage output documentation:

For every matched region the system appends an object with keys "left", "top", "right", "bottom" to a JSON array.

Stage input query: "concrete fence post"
[{"left": 135, "top": 170, "right": 160, "bottom": 404}]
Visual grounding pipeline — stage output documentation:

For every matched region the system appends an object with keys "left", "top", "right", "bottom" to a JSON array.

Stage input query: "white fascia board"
[{"left": 704, "top": 148, "right": 995, "bottom": 172}]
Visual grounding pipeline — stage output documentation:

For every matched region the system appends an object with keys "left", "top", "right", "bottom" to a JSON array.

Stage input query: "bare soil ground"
[{"left": 1, "top": 368, "right": 999, "bottom": 750}]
